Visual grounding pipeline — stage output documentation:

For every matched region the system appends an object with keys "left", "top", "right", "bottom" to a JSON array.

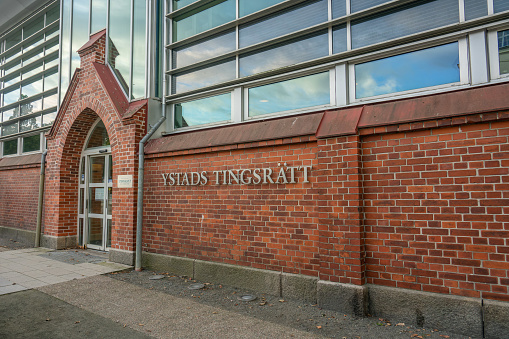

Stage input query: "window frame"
[{"left": 488, "top": 25, "right": 509, "bottom": 81}]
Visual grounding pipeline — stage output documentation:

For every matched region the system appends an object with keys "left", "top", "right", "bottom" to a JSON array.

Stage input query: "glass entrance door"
[{"left": 78, "top": 153, "right": 112, "bottom": 251}]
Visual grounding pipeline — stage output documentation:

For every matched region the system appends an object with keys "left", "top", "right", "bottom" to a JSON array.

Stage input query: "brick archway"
[{"left": 43, "top": 30, "right": 147, "bottom": 263}]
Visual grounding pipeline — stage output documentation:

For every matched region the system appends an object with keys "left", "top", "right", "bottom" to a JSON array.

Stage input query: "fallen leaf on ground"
[
  {"left": 396, "top": 323, "right": 405, "bottom": 326},
  {"left": 316, "top": 326, "right": 322, "bottom": 329}
]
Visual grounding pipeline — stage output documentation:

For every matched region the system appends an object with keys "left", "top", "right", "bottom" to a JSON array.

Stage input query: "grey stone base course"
[
  {"left": 317, "top": 281, "right": 367, "bottom": 317},
  {"left": 368, "top": 284, "right": 483, "bottom": 338},
  {"left": 136, "top": 251, "right": 509, "bottom": 338},
  {"left": 0, "top": 226, "right": 36, "bottom": 246},
  {"left": 41, "top": 234, "right": 77, "bottom": 250},
  {"left": 483, "top": 299, "right": 509, "bottom": 339},
  {"left": 109, "top": 248, "right": 135, "bottom": 266}
]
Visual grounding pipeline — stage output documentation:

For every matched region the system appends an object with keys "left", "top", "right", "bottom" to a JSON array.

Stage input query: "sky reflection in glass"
[
  {"left": 249, "top": 72, "right": 330, "bottom": 117},
  {"left": 499, "top": 30, "right": 509, "bottom": 75},
  {"left": 355, "top": 42, "right": 459, "bottom": 99},
  {"left": 240, "top": 31, "right": 328, "bottom": 77},
  {"left": 494, "top": 0, "right": 509, "bottom": 13},
  {"left": 173, "top": 59, "right": 236, "bottom": 94},
  {"left": 239, "top": 0, "right": 284, "bottom": 17},
  {"left": 109, "top": 0, "right": 131, "bottom": 94},
  {"left": 132, "top": 0, "right": 147, "bottom": 99},
  {"left": 173, "top": 0, "right": 198, "bottom": 10},
  {"left": 175, "top": 93, "right": 231, "bottom": 128},
  {"left": 331, "top": 0, "right": 346, "bottom": 18},
  {"left": 173, "top": 30, "right": 235, "bottom": 69},
  {"left": 91, "top": 0, "right": 108, "bottom": 33}
]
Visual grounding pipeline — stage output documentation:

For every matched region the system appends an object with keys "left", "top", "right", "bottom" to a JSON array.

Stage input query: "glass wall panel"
[
  {"left": 22, "top": 34, "right": 44, "bottom": 53},
  {"left": 23, "top": 62, "right": 44, "bottom": 78},
  {"left": 173, "top": 59, "right": 236, "bottom": 93},
  {"left": 45, "top": 55, "right": 59, "bottom": 69},
  {"left": 43, "top": 93, "right": 58, "bottom": 109},
  {"left": 173, "top": 0, "right": 235, "bottom": 42},
  {"left": 91, "top": 0, "right": 108, "bottom": 33},
  {"left": 5, "top": 60, "right": 21, "bottom": 77},
  {"left": 45, "top": 25, "right": 59, "bottom": 40},
  {"left": 248, "top": 72, "right": 330, "bottom": 117},
  {"left": 42, "top": 110, "right": 57, "bottom": 127},
  {"left": 109, "top": 0, "right": 131, "bottom": 94},
  {"left": 173, "top": 30, "right": 235, "bottom": 69},
  {"left": 355, "top": 42, "right": 459, "bottom": 99},
  {"left": 352, "top": 0, "right": 458, "bottom": 49},
  {"left": 240, "top": 31, "right": 328, "bottom": 77},
  {"left": 72, "top": 0, "right": 90, "bottom": 72},
  {"left": 60, "top": 0, "right": 72, "bottom": 98},
  {"left": 174, "top": 93, "right": 231, "bottom": 128},
  {"left": 44, "top": 70, "right": 59, "bottom": 90},
  {"left": 499, "top": 30, "right": 509, "bottom": 75},
  {"left": 21, "top": 98, "right": 42, "bottom": 115},
  {"left": 5, "top": 29, "right": 22, "bottom": 50},
  {"left": 20, "top": 115, "right": 41, "bottom": 132},
  {"left": 86, "top": 120, "right": 110, "bottom": 148},
  {"left": 331, "top": 0, "right": 346, "bottom": 18},
  {"left": 5, "top": 49, "right": 21, "bottom": 63},
  {"left": 2, "top": 122, "right": 18, "bottom": 136},
  {"left": 3, "top": 139, "right": 17, "bottom": 155},
  {"left": 173, "top": 0, "right": 198, "bottom": 10},
  {"left": 239, "top": 0, "right": 284, "bottom": 17},
  {"left": 351, "top": 0, "right": 390, "bottom": 13},
  {"left": 23, "top": 16, "right": 44, "bottom": 38},
  {"left": 46, "top": 5, "right": 60, "bottom": 24},
  {"left": 22, "top": 134, "right": 40, "bottom": 153},
  {"left": 239, "top": 0, "right": 328, "bottom": 48},
  {"left": 333, "top": 24, "right": 347, "bottom": 54},
  {"left": 464, "top": 0, "right": 488, "bottom": 21},
  {"left": 2, "top": 108, "right": 17, "bottom": 122},
  {"left": 23, "top": 48, "right": 44, "bottom": 66},
  {"left": 4, "top": 74, "right": 20, "bottom": 87},
  {"left": 3, "top": 87, "right": 20, "bottom": 106},
  {"left": 494, "top": 0, "right": 509, "bottom": 13},
  {"left": 21, "top": 77, "right": 43, "bottom": 98},
  {"left": 45, "top": 40, "right": 59, "bottom": 55},
  {"left": 132, "top": 0, "right": 147, "bottom": 99}
]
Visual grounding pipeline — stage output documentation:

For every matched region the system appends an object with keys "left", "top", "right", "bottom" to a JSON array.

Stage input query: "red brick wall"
[
  {"left": 0, "top": 165, "right": 40, "bottom": 231},
  {"left": 142, "top": 112, "right": 509, "bottom": 302}
]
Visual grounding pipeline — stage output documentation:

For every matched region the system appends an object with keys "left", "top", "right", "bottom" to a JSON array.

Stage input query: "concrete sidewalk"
[{"left": 0, "top": 248, "right": 130, "bottom": 295}]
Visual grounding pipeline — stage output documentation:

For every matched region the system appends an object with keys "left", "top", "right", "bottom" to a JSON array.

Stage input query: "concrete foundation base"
[
  {"left": 136, "top": 251, "right": 509, "bottom": 338},
  {"left": 109, "top": 248, "right": 135, "bottom": 266},
  {"left": 41, "top": 235, "right": 77, "bottom": 250},
  {"left": 0, "top": 226, "right": 35, "bottom": 246}
]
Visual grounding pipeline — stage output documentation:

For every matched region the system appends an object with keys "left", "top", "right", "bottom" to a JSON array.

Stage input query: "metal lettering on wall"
[{"left": 161, "top": 163, "right": 312, "bottom": 186}]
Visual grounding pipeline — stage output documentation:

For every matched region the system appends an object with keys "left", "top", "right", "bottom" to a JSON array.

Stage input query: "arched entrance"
[{"left": 77, "top": 119, "right": 112, "bottom": 251}]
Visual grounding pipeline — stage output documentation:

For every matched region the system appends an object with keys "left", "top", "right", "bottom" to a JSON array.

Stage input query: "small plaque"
[{"left": 118, "top": 175, "right": 133, "bottom": 188}]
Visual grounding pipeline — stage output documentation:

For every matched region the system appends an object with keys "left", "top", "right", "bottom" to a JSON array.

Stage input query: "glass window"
[
  {"left": 45, "top": 55, "right": 59, "bottom": 70},
  {"left": 91, "top": 0, "right": 108, "bottom": 33},
  {"left": 22, "top": 134, "right": 40, "bottom": 153},
  {"left": 43, "top": 93, "right": 58, "bottom": 109},
  {"left": 2, "top": 107, "right": 17, "bottom": 122},
  {"left": 4, "top": 73, "right": 21, "bottom": 88},
  {"left": 45, "top": 40, "right": 59, "bottom": 55},
  {"left": 2, "top": 122, "right": 18, "bottom": 136},
  {"left": 173, "top": 0, "right": 235, "bottom": 42},
  {"left": 23, "top": 16, "right": 44, "bottom": 39},
  {"left": 173, "top": 0, "right": 198, "bottom": 10},
  {"left": 44, "top": 71, "right": 59, "bottom": 90},
  {"left": 494, "top": 0, "right": 509, "bottom": 13},
  {"left": 3, "top": 139, "right": 18, "bottom": 155},
  {"left": 23, "top": 61, "right": 44, "bottom": 79},
  {"left": 239, "top": 0, "right": 328, "bottom": 48},
  {"left": 42, "top": 110, "right": 57, "bottom": 127},
  {"left": 5, "top": 49, "right": 21, "bottom": 64},
  {"left": 351, "top": 0, "right": 390, "bottom": 13},
  {"left": 248, "top": 72, "right": 330, "bottom": 117},
  {"left": 239, "top": 30, "right": 328, "bottom": 77},
  {"left": 173, "top": 30, "right": 236, "bottom": 69},
  {"left": 173, "top": 59, "right": 236, "bottom": 94},
  {"left": 45, "top": 25, "right": 59, "bottom": 40},
  {"left": 5, "top": 29, "right": 22, "bottom": 50},
  {"left": 132, "top": 0, "right": 147, "bottom": 99},
  {"left": 499, "top": 30, "right": 509, "bottom": 75},
  {"left": 355, "top": 42, "right": 460, "bottom": 99},
  {"left": 72, "top": 0, "right": 90, "bottom": 72},
  {"left": 21, "top": 77, "right": 43, "bottom": 98},
  {"left": 333, "top": 24, "right": 347, "bottom": 54},
  {"left": 174, "top": 93, "right": 231, "bottom": 128},
  {"left": 109, "top": 0, "right": 131, "bottom": 94},
  {"left": 3, "top": 87, "right": 20, "bottom": 106},
  {"left": 351, "top": 0, "right": 459, "bottom": 49},
  {"left": 4, "top": 60, "right": 21, "bottom": 77},
  {"left": 22, "top": 34, "right": 44, "bottom": 53},
  {"left": 464, "top": 0, "right": 488, "bottom": 21},
  {"left": 331, "top": 0, "right": 346, "bottom": 18},
  {"left": 86, "top": 120, "right": 110, "bottom": 148},
  {"left": 23, "top": 48, "right": 44, "bottom": 66},
  {"left": 46, "top": 5, "right": 60, "bottom": 25},
  {"left": 20, "top": 115, "right": 41, "bottom": 132},
  {"left": 21, "top": 98, "right": 42, "bottom": 115},
  {"left": 239, "top": 0, "right": 285, "bottom": 17},
  {"left": 60, "top": 0, "right": 72, "bottom": 96}
]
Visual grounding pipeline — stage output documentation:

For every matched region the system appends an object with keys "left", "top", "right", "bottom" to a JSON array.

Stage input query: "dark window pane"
[
  {"left": 5, "top": 29, "right": 22, "bottom": 50},
  {"left": 499, "top": 30, "right": 509, "bottom": 75},
  {"left": 23, "top": 61, "right": 44, "bottom": 78},
  {"left": 239, "top": 0, "right": 284, "bottom": 17},
  {"left": 173, "top": 30, "right": 235, "bottom": 68},
  {"left": 355, "top": 42, "right": 459, "bottom": 99},
  {"left": 109, "top": 0, "right": 132, "bottom": 94},
  {"left": 248, "top": 72, "right": 330, "bottom": 117},
  {"left": 173, "top": 0, "right": 198, "bottom": 10},
  {"left": 86, "top": 120, "right": 110, "bottom": 149},
  {"left": 352, "top": 0, "right": 459, "bottom": 49},
  {"left": 240, "top": 30, "right": 328, "bottom": 77},
  {"left": 331, "top": 0, "right": 346, "bottom": 18},
  {"left": 22, "top": 34, "right": 44, "bottom": 53},
  {"left": 465, "top": 0, "right": 488, "bottom": 21},
  {"left": 3, "top": 139, "right": 18, "bottom": 155},
  {"left": 494, "top": 0, "right": 509, "bottom": 13},
  {"left": 173, "top": 0, "right": 235, "bottom": 42},
  {"left": 174, "top": 93, "right": 231, "bottom": 128},
  {"left": 351, "top": 0, "right": 390, "bottom": 13},
  {"left": 172, "top": 59, "right": 236, "bottom": 93},
  {"left": 23, "top": 134, "right": 40, "bottom": 153},
  {"left": 45, "top": 25, "right": 59, "bottom": 40},
  {"left": 91, "top": 0, "right": 108, "bottom": 33},
  {"left": 332, "top": 24, "right": 347, "bottom": 54},
  {"left": 239, "top": 0, "right": 328, "bottom": 48},
  {"left": 20, "top": 115, "right": 41, "bottom": 132},
  {"left": 23, "top": 16, "right": 44, "bottom": 39},
  {"left": 46, "top": 4, "right": 60, "bottom": 25}
]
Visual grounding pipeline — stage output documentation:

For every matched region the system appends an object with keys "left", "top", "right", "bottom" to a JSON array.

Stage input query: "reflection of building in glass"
[{"left": 499, "top": 29, "right": 509, "bottom": 74}]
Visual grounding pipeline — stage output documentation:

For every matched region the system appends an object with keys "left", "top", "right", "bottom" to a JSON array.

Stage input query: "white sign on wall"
[{"left": 118, "top": 175, "right": 133, "bottom": 188}]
